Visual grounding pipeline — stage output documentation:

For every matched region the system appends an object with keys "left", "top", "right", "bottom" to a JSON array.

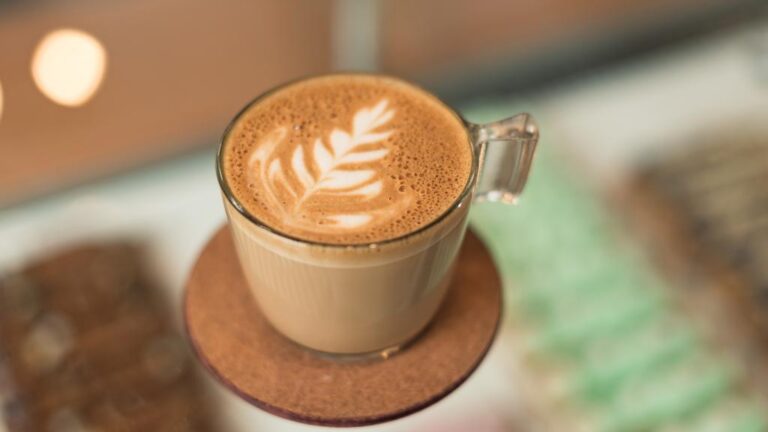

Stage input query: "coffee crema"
[{"left": 222, "top": 74, "right": 472, "bottom": 244}]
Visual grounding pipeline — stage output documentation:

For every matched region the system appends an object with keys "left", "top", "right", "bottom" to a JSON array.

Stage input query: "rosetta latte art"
[
  {"left": 224, "top": 74, "right": 474, "bottom": 244},
  {"left": 248, "top": 99, "right": 409, "bottom": 231}
]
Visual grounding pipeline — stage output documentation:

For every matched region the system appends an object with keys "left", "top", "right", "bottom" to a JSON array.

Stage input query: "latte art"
[
  {"left": 223, "top": 74, "right": 472, "bottom": 244},
  {"left": 249, "top": 99, "right": 407, "bottom": 230}
]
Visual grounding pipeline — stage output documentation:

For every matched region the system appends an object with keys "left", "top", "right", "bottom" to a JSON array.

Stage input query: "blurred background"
[{"left": 2, "top": 0, "right": 768, "bottom": 430}]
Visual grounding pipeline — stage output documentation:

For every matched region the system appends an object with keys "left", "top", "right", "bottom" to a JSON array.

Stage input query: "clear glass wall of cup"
[{"left": 217, "top": 74, "right": 538, "bottom": 357}]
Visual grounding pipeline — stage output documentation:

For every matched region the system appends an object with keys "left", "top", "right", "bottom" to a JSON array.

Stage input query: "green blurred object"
[{"left": 466, "top": 112, "right": 766, "bottom": 431}]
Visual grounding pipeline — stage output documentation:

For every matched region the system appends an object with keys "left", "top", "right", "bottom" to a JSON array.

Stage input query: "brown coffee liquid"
[{"left": 222, "top": 74, "right": 472, "bottom": 244}]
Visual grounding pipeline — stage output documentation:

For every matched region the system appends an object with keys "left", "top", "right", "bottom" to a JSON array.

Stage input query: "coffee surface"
[{"left": 222, "top": 74, "right": 472, "bottom": 244}]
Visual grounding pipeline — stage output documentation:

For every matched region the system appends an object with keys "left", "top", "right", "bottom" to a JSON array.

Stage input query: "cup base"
[
  {"left": 288, "top": 319, "right": 432, "bottom": 362},
  {"left": 183, "top": 224, "right": 502, "bottom": 427},
  {"left": 302, "top": 341, "right": 406, "bottom": 362}
]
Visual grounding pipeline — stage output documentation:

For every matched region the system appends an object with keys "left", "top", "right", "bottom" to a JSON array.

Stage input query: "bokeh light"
[{"left": 31, "top": 28, "right": 107, "bottom": 107}]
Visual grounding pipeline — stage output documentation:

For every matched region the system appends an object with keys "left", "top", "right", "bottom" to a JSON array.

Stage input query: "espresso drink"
[
  {"left": 220, "top": 74, "right": 474, "bottom": 354},
  {"left": 223, "top": 75, "right": 472, "bottom": 243}
]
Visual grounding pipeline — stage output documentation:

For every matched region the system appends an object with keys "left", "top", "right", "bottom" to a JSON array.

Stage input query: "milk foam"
[
  {"left": 249, "top": 99, "right": 397, "bottom": 230},
  {"left": 223, "top": 74, "right": 472, "bottom": 244}
]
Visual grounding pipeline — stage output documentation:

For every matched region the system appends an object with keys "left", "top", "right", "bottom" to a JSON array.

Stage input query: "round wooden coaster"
[{"left": 184, "top": 225, "right": 501, "bottom": 427}]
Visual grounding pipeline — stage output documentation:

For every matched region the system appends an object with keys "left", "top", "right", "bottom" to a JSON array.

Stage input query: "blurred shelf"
[{"left": 0, "top": 0, "right": 332, "bottom": 207}]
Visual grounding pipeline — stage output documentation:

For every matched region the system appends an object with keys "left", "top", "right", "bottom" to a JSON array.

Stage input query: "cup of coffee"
[{"left": 217, "top": 74, "right": 538, "bottom": 355}]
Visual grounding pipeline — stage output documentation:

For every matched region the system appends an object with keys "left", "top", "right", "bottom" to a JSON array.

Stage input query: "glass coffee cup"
[{"left": 217, "top": 74, "right": 538, "bottom": 356}]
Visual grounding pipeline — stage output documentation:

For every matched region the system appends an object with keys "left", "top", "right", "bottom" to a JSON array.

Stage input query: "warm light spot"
[{"left": 31, "top": 29, "right": 107, "bottom": 107}]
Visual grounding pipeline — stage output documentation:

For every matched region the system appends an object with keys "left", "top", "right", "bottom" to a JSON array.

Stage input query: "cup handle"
[{"left": 468, "top": 113, "right": 539, "bottom": 204}]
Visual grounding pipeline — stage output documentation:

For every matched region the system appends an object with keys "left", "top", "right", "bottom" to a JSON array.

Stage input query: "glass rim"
[{"left": 216, "top": 72, "right": 478, "bottom": 250}]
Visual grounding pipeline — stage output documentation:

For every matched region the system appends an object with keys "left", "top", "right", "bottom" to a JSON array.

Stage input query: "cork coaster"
[{"left": 183, "top": 225, "right": 501, "bottom": 427}]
